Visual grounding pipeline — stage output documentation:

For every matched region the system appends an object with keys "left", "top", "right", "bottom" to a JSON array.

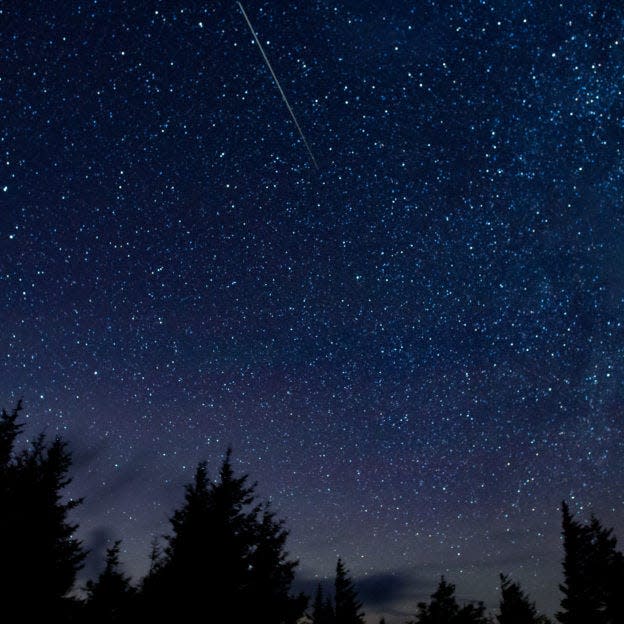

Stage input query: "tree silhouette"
[
  {"left": 497, "top": 573, "right": 548, "bottom": 624},
  {"left": 590, "top": 516, "right": 624, "bottom": 624},
  {"left": 246, "top": 505, "right": 308, "bottom": 623},
  {"left": 0, "top": 399, "right": 23, "bottom": 468},
  {"left": 409, "top": 576, "right": 489, "bottom": 624},
  {"left": 334, "top": 557, "right": 365, "bottom": 624},
  {"left": 8, "top": 397, "right": 624, "bottom": 624},
  {"left": 413, "top": 576, "right": 459, "bottom": 623},
  {"left": 84, "top": 540, "right": 135, "bottom": 623},
  {"left": 0, "top": 401, "right": 86, "bottom": 619},
  {"left": 312, "top": 583, "right": 336, "bottom": 624},
  {"left": 557, "top": 501, "right": 624, "bottom": 624},
  {"left": 558, "top": 501, "right": 595, "bottom": 624},
  {"left": 141, "top": 448, "right": 306, "bottom": 623}
]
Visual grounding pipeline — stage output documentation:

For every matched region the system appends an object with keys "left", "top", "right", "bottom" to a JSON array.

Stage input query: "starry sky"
[{"left": 2, "top": 1, "right": 624, "bottom": 621}]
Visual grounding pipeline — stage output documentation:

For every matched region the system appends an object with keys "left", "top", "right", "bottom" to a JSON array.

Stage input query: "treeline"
[{"left": 1, "top": 400, "right": 623, "bottom": 623}]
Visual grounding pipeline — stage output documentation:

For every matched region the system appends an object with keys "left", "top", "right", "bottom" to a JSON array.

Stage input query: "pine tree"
[
  {"left": 0, "top": 402, "right": 85, "bottom": 619},
  {"left": 410, "top": 576, "right": 488, "bottom": 624},
  {"left": 557, "top": 501, "right": 595, "bottom": 624},
  {"left": 455, "top": 603, "right": 489, "bottom": 624},
  {"left": 497, "top": 574, "right": 544, "bottom": 624},
  {"left": 0, "top": 399, "right": 23, "bottom": 469},
  {"left": 587, "top": 516, "right": 624, "bottom": 624},
  {"left": 557, "top": 501, "right": 624, "bottom": 624},
  {"left": 137, "top": 536, "right": 165, "bottom": 618},
  {"left": 334, "top": 557, "right": 365, "bottom": 624},
  {"left": 141, "top": 448, "right": 306, "bottom": 623},
  {"left": 84, "top": 541, "right": 135, "bottom": 623},
  {"left": 145, "top": 457, "right": 249, "bottom": 619},
  {"left": 313, "top": 583, "right": 326, "bottom": 623},
  {"left": 246, "top": 505, "right": 308, "bottom": 623},
  {"left": 412, "top": 576, "right": 459, "bottom": 623},
  {"left": 312, "top": 583, "right": 335, "bottom": 624}
]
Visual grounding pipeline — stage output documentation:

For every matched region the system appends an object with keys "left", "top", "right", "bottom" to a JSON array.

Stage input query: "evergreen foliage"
[
  {"left": 334, "top": 557, "right": 365, "bottom": 624},
  {"left": 557, "top": 501, "right": 624, "bottom": 624},
  {"left": 312, "top": 583, "right": 336, "bottom": 624},
  {"left": 409, "top": 576, "right": 489, "bottom": 624},
  {"left": 84, "top": 541, "right": 135, "bottom": 623},
  {"left": 4, "top": 400, "right": 624, "bottom": 624},
  {"left": 0, "top": 399, "right": 23, "bottom": 468},
  {"left": 497, "top": 574, "right": 547, "bottom": 624},
  {"left": 141, "top": 448, "right": 306, "bottom": 623},
  {"left": 0, "top": 401, "right": 85, "bottom": 619}
]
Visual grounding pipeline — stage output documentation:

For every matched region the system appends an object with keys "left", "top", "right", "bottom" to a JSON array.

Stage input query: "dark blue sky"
[{"left": 2, "top": 1, "right": 623, "bottom": 621}]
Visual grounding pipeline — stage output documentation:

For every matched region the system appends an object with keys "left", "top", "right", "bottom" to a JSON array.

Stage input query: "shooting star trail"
[{"left": 237, "top": 2, "right": 319, "bottom": 170}]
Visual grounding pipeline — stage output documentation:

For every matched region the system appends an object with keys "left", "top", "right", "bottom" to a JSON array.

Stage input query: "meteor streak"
[{"left": 237, "top": 2, "right": 319, "bottom": 170}]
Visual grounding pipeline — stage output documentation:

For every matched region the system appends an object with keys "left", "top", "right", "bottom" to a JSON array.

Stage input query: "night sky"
[{"left": 2, "top": 1, "right": 624, "bottom": 621}]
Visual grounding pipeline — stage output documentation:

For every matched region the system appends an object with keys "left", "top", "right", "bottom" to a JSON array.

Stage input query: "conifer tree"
[
  {"left": 410, "top": 576, "right": 488, "bottom": 624},
  {"left": 246, "top": 505, "right": 308, "bottom": 623},
  {"left": 325, "top": 594, "right": 337, "bottom": 623},
  {"left": 313, "top": 583, "right": 325, "bottom": 623},
  {"left": 0, "top": 402, "right": 85, "bottom": 619},
  {"left": 587, "top": 515, "right": 624, "bottom": 624},
  {"left": 141, "top": 448, "right": 306, "bottom": 623},
  {"left": 557, "top": 501, "right": 594, "bottom": 624},
  {"left": 334, "top": 557, "right": 365, "bottom": 624},
  {"left": 84, "top": 541, "right": 135, "bottom": 623},
  {"left": 454, "top": 603, "right": 490, "bottom": 624},
  {"left": 137, "top": 536, "right": 165, "bottom": 617},
  {"left": 312, "top": 583, "right": 335, "bottom": 624},
  {"left": 415, "top": 576, "right": 458, "bottom": 623},
  {"left": 497, "top": 574, "right": 544, "bottom": 624},
  {"left": 557, "top": 501, "right": 624, "bottom": 624},
  {"left": 0, "top": 399, "right": 23, "bottom": 469}
]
